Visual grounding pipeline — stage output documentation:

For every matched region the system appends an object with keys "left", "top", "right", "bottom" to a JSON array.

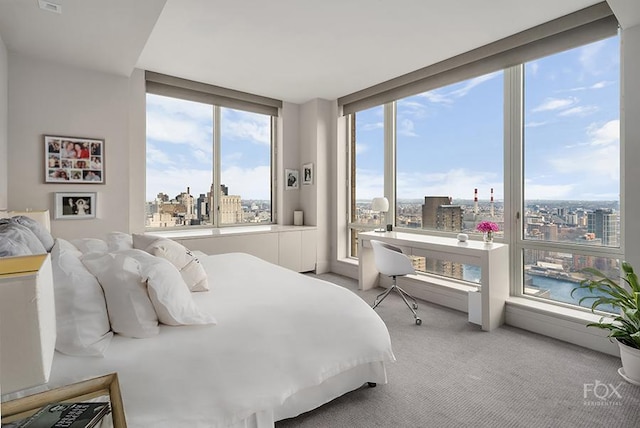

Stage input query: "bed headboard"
[{"left": 0, "top": 210, "right": 51, "bottom": 232}]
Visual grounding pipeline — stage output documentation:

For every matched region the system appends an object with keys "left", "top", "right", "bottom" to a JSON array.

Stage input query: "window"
[
  {"left": 396, "top": 71, "right": 504, "bottom": 235},
  {"left": 145, "top": 95, "right": 275, "bottom": 228},
  {"left": 519, "top": 35, "right": 620, "bottom": 309},
  {"left": 345, "top": 33, "right": 621, "bottom": 311},
  {"left": 348, "top": 105, "right": 384, "bottom": 256}
]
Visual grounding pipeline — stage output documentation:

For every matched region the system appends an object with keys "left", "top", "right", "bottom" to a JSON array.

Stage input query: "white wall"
[
  {"left": 279, "top": 102, "right": 300, "bottom": 225},
  {"left": 0, "top": 34, "right": 7, "bottom": 210},
  {"left": 7, "top": 53, "right": 134, "bottom": 239},
  {"left": 298, "top": 99, "right": 335, "bottom": 273}
]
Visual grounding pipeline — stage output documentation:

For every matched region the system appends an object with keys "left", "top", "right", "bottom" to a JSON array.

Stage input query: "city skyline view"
[{"left": 146, "top": 93, "right": 272, "bottom": 202}]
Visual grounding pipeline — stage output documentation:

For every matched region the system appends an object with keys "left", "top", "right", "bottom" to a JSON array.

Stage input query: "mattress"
[{"left": 26, "top": 252, "right": 395, "bottom": 427}]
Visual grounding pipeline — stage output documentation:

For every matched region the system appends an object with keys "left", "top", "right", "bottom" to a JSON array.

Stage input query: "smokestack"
[
  {"left": 187, "top": 186, "right": 190, "bottom": 195},
  {"left": 490, "top": 187, "right": 495, "bottom": 217},
  {"left": 474, "top": 188, "right": 478, "bottom": 215}
]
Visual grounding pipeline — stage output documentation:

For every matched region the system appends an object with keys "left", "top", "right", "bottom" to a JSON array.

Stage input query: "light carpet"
[{"left": 276, "top": 273, "right": 640, "bottom": 428}]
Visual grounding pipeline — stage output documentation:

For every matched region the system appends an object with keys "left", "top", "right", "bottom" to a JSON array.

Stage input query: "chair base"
[{"left": 372, "top": 277, "right": 421, "bottom": 325}]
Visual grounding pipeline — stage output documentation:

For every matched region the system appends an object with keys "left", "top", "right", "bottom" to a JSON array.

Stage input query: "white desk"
[{"left": 358, "top": 231, "right": 509, "bottom": 331}]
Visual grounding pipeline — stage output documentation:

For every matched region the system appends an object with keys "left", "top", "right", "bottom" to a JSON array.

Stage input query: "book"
[{"left": 15, "top": 402, "right": 110, "bottom": 428}]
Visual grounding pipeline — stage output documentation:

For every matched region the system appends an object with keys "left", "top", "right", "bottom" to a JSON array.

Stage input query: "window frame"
[{"left": 145, "top": 94, "right": 278, "bottom": 231}]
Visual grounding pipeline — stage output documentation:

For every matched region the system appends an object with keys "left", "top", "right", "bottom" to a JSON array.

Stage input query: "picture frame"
[
  {"left": 54, "top": 192, "right": 96, "bottom": 220},
  {"left": 285, "top": 169, "right": 299, "bottom": 190},
  {"left": 45, "top": 135, "right": 104, "bottom": 183},
  {"left": 302, "top": 162, "right": 313, "bottom": 185}
]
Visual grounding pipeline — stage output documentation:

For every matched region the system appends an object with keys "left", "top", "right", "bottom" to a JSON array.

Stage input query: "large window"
[
  {"left": 396, "top": 71, "right": 504, "bottom": 234},
  {"left": 520, "top": 35, "right": 620, "bottom": 309},
  {"left": 348, "top": 105, "right": 384, "bottom": 256},
  {"left": 346, "top": 33, "right": 621, "bottom": 310},
  {"left": 146, "top": 94, "right": 274, "bottom": 228}
]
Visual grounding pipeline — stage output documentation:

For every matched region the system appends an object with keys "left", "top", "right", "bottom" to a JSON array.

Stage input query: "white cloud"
[
  {"left": 355, "top": 143, "right": 369, "bottom": 155},
  {"left": 147, "top": 143, "right": 174, "bottom": 166},
  {"left": 523, "top": 181, "right": 575, "bottom": 200},
  {"left": 220, "top": 165, "right": 272, "bottom": 199},
  {"left": 221, "top": 109, "right": 271, "bottom": 145},
  {"left": 354, "top": 168, "right": 384, "bottom": 200},
  {"left": 587, "top": 119, "right": 619, "bottom": 146},
  {"left": 528, "top": 61, "right": 539, "bottom": 76},
  {"left": 525, "top": 121, "right": 548, "bottom": 128},
  {"left": 398, "top": 118, "right": 417, "bottom": 137},
  {"left": 146, "top": 167, "right": 213, "bottom": 201},
  {"left": 146, "top": 109, "right": 213, "bottom": 152},
  {"left": 395, "top": 168, "right": 502, "bottom": 201},
  {"left": 418, "top": 90, "right": 452, "bottom": 104},
  {"left": 532, "top": 97, "right": 577, "bottom": 113},
  {"left": 565, "top": 80, "right": 614, "bottom": 92},
  {"left": 417, "top": 71, "right": 500, "bottom": 105},
  {"left": 361, "top": 121, "right": 383, "bottom": 131},
  {"left": 590, "top": 80, "right": 613, "bottom": 89},
  {"left": 147, "top": 163, "right": 272, "bottom": 201},
  {"left": 579, "top": 40, "right": 606, "bottom": 75},
  {"left": 547, "top": 120, "right": 620, "bottom": 182},
  {"left": 557, "top": 105, "right": 599, "bottom": 117},
  {"left": 449, "top": 72, "right": 501, "bottom": 98}
]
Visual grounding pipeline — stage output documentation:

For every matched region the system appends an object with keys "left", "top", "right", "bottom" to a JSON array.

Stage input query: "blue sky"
[
  {"left": 355, "top": 35, "right": 620, "bottom": 202},
  {"left": 146, "top": 95, "right": 271, "bottom": 201}
]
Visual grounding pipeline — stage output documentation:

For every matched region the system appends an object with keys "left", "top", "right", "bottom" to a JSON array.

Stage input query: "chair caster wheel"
[
  {"left": 413, "top": 303, "right": 418, "bottom": 310},
  {"left": 415, "top": 318, "right": 422, "bottom": 325},
  {"left": 368, "top": 382, "right": 377, "bottom": 388}
]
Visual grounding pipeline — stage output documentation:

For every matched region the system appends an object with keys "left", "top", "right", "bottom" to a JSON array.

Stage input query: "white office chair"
[{"left": 370, "top": 240, "right": 421, "bottom": 325}]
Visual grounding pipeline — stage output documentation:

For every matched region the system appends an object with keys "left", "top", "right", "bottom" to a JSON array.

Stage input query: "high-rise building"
[
  {"left": 421, "top": 196, "right": 463, "bottom": 279},
  {"left": 587, "top": 209, "right": 619, "bottom": 247},
  {"left": 422, "top": 196, "right": 462, "bottom": 231}
]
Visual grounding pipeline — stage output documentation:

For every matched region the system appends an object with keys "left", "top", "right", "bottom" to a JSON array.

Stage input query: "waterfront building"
[{"left": 587, "top": 209, "right": 619, "bottom": 247}]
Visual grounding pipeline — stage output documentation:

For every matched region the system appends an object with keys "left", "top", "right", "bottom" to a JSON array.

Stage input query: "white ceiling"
[{"left": 0, "top": 0, "right": 628, "bottom": 104}]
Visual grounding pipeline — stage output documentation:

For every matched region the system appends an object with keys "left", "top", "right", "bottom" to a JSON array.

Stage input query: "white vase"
[{"left": 618, "top": 340, "right": 640, "bottom": 384}]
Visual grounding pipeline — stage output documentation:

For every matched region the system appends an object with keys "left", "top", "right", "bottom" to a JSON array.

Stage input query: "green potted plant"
[{"left": 572, "top": 261, "right": 640, "bottom": 384}]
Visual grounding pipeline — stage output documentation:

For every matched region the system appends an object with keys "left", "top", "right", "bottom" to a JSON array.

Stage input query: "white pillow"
[
  {"left": 145, "top": 238, "right": 209, "bottom": 292},
  {"left": 71, "top": 238, "right": 108, "bottom": 255},
  {"left": 119, "top": 249, "right": 216, "bottom": 326},
  {"left": 82, "top": 252, "right": 159, "bottom": 338},
  {"left": 106, "top": 232, "right": 133, "bottom": 252},
  {"left": 51, "top": 239, "right": 113, "bottom": 356},
  {"left": 132, "top": 233, "right": 161, "bottom": 251}
]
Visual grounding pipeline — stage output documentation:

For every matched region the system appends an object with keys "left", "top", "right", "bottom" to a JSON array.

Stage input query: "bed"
[{"left": 0, "top": 212, "right": 395, "bottom": 428}]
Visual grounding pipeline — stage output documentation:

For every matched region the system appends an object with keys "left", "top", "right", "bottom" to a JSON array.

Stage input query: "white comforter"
[{"left": 44, "top": 253, "right": 395, "bottom": 427}]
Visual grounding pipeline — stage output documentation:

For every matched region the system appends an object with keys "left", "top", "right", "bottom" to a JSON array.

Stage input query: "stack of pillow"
[{"left": 50, "top": 232, "right": 215, "bottom": 357}]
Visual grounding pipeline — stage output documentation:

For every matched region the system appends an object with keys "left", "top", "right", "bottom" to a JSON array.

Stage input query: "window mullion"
[
  {"left": 506, "top": 65, "right": 524, "bottom": 297},
  {"left": 384, "top": 102, "right": 396, "bottom": 227},
  {"left": 213, "top": 105, "right": 221, "bottom": 227}
]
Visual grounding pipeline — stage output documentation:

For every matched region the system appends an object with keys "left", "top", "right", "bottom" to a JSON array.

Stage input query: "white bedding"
[{"left": 38, "top": 252, "right": 395, "bottom": 427}]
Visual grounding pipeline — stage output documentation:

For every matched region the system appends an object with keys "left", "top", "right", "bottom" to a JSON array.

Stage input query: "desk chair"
[{"left": 370, "top": 240, "right": 421, "bottom": 325}]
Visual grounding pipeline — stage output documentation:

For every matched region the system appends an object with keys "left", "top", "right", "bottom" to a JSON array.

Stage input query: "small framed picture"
[
  {"left": 54, "top": 192, "right": 96, "bottom": 219},
  {"left": 285, "top": 169, "right": 299, "bottom": 190},
  {"left": 302, "top": 163, "right": 313, "bottom": 185},
  {"left": 45, "top": 135, "right": 104, "bottom": 183}
]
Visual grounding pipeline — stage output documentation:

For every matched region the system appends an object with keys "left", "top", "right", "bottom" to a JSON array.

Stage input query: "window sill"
[
  {"left": 505, "top": 296, "right": 611, "bottom": 324},
  {"left": 146, "top": 224, "right": 317, "bottom": 239}
]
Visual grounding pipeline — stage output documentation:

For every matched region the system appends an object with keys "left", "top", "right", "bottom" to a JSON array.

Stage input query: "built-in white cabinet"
[
  {"left": 154, "top": 225, "right": 317, "bottom": 273},
  {"left": 279, "top": 229, "right": 317, "bottom": 272}
]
